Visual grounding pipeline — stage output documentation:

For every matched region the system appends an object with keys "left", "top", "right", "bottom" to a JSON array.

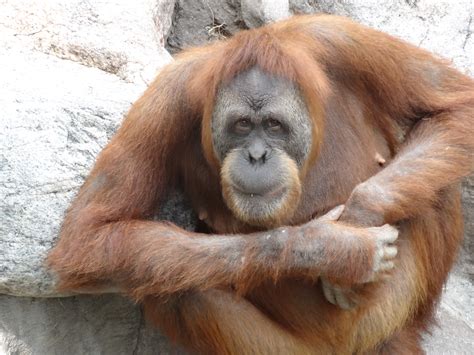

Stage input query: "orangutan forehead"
[{"left": 219, "top": 67, "right": 299, "bottom": 112}]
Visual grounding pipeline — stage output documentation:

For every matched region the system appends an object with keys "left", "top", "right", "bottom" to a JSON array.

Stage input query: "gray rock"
[
  {"left": 461, "top": 177, "right": 474, "bottom": 281},
  {"left": 1, "top": 0, "right": 174, "bottom": 84},
  {"left": 241, "top": 0, "right": 290, "bottom": 28},
  {"left": 168, "top": 0, "right": 472, "bottom": 75},
  {"left": 0, "top": 2, "right": 187, "bottom": 352},
  {"left": 291, "top": 0, "right": 473, "bottom": 76},
  {"left": 0, "top": 48, "right": 138, "bottom": 297},
  {"left": 0, "top": 294, "right": 183, "bottom": 355},
  {"left": 0, "top": 0, "right": 182, "bottom": 298},
  {"left": 423, "top": 274, "right": 474, "bottom": 354},
  {"left": 166, "top": 0, "right": 246, "bottom": 53}
]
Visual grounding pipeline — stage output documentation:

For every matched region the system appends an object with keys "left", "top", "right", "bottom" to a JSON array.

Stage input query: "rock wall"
[{"left": 0, "top": 0, "right": 472, "bottom": 353}]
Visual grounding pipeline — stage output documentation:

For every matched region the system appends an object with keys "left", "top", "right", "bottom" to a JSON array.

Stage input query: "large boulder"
[
  {"left": 0, "top": 0, "right": 472, "bottom": 354},
  {"left": 0, "top": 0, "right": 178, "bottom": 297},
  {"left": 167, "top": 0, "right": 473, "bottom": 77},
  {"left": 0, "top": 294, "right": 181, "bottom": 355}
]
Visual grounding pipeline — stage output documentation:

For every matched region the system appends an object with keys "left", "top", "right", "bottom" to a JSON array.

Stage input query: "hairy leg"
[
  {"left": 371, "top": 327, "right": 424, "bottom": 355},
  {"left": 144, "top": 289, "right": 321, "bottom": 355}
]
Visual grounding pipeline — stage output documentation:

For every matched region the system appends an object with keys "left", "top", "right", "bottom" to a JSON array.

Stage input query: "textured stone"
[
  {"left": 0, "top": 48, "right": 134, "bottom": 297},
  {"left": 0, "top": 0, "right": 185, "bottom": 298},
  {"left": 423, "top": 274, "right": 474, "bottom": 354},
  {"left": 461, "top": 177, "right": 474, "bottom": 280},
  {"left": 167, "top": 0, "right": 473, "bottom": 76},
  {"left": 241, "top": 0, "right": 290, "bottom": 28},
  {"left": 166, "top": 0, "right": 246, "bottom": 53},
  {"left": 0, "top": 294, "right": 183, "bottom": 355},
  {"left": 0, "top": 0, "right": 174, "bottom": 83},
  {"left": 290, "top": 0, "right": 473, "bottom": 76}
]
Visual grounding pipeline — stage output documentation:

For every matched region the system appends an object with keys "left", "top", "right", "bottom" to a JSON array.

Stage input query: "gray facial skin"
[
  {"left": 212, "top": 67, "right": 313, "bottom": 196},
  {"left": 212, "top": 67, "right": 312, "bottom": 225},
  {"left": 212, "top": 67, "right": 312, "bottom": 166}
]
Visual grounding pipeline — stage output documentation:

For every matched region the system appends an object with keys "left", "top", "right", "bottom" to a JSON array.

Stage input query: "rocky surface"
[
  {"left": 165, "top": 0, "right": 244, "bottom": 54},
  {"left": 166, "top": 0, "right": 473, "bottom": 77},
  {"left": 0, "top": 294, "right": 181, "bottom": 355},
  {"left": 0, "top": 0, "right": 178, "bottom": 297},
  {"left": 461, "top": 177, "right": 474, "bottom": 280},
  {"left": 0, "top": 0, "right": 472, "bottom": 354}
]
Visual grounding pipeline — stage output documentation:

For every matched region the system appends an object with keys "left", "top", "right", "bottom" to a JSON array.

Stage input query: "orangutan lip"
[{"left": 232, "top": 184, "right": 286, "bottom": 199}]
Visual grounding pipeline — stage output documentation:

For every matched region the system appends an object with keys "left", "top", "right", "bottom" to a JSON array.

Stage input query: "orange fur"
[{"left": 47, "top": 15, "right": 473, "bottom": 354}]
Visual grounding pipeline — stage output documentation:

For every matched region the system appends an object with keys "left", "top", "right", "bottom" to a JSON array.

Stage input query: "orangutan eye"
[
  {"left": 235, "top": 118, "right": 252, "bottom": 134},
  {"left": 266, "top": 118, "right": 282, "bottom": 132}
]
